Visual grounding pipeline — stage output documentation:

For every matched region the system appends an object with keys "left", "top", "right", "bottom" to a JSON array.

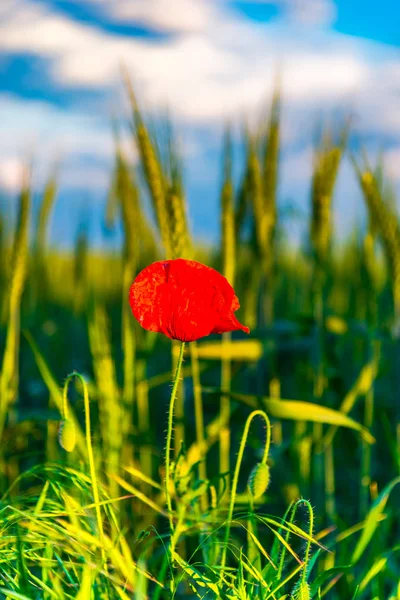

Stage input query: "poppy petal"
[{"left": 129, "top": 259, "right": 250, "bottom": 342}]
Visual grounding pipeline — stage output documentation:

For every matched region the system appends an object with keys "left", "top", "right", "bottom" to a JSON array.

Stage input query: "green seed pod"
[
  {"left": 292, "top": 582, "right": 310, "bottom": 600},
  {"left": 58, "top": 419, "right": 76, "bottom": 453},
  {"left": 248, "top": 462, "right": 270, "bottom": 499}
]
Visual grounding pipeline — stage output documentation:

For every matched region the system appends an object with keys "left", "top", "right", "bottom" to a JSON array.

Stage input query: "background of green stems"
[{"left": 0, "top": 79, "right": 399, "bottom": 599}]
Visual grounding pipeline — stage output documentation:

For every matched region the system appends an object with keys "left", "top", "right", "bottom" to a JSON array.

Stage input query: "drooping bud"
[
  {"left": 247, "top": 462, "right": 270, "bottom": 499},
  {"left": 58, "top": 419, "right": 76, "bottom": 452}
]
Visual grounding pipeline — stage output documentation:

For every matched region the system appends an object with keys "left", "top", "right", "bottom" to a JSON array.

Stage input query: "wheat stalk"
[
  {"left": 221, "top": 127, "right": 236, "bottom": 285},
  {"left": 110, "top": 144, "right": 141, "bottom": 459},
  {"left": 36, "top": 169, "right": 58, "bottom": 256},
  {"left": 122, "top": 69, "right": 172, "bottom": 258},
  {"left": 166, "top": 187, "right": 191, "bottom": 259},
  {"left": 261, "top": 88, "right": 280, "bottom": 269},
  {"left": 165, "top": 124, "right": 192, "bottom": 259},
  {"left": 310, "top": 127, "right": 347, "bottom": 270},
  {"left": 219, "top": 126, "right": 236, "bottom": 494},
  {"left": 88, "top": 304, "right": 122, "bottom": 499},
  {"left": 355, "top": 161, "right": 400, "bottom": 328},
  {"left": 73, "top": 229, "right": 88, "bottom": 314}
]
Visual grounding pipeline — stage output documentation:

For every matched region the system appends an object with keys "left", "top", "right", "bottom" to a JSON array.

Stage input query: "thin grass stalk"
[
  {"left": 234, "top": 124, "right": 254, "bottom": 246},
  {"left": 310, "top": 127, "right": 346, "bottom": 513},
  {"left": 354, "top": 162, "right": 400, "bottom": 448},
  {"left": 260, "top": 88, "right": 280, "bottom": 324},
  {"left": 33, "top": 171, "right": 58, "bottom": 304},
  {"left": 294, "top": 421, "right": 311, "bottom": 497},
  {"left": 0, "top": 171, "right": 30, "bottom": 443},
  {"left": 270, "top": 378, "right": 282, "bottom": 446},
  {"left": 220, "top": 336, "right": 231, "bottom": 497},
  {"left": 135, "top": 351, "right": 152, "bottom": 490},
  {"left": 165, "top": 127, "right": 192, "bottom": 260},
  {"left": 361, "top": 229, "right": 379, "bottom": 325},
  {"left": 63, "top": 373, "right": 108, "bottom": 574},
  {"left": 234, "top": 173, "right": 249, "bottom": 244},
  {"left": 245, "top": 134, "right": 269, "bottom": 330},
  {"left": 112, "top": 147, "right": 141, "bottom": 452},
  {"left": 88, "top": 304, "right": 121, "bottom": 499},
  {"left": 360, "top": 340, "right": 380, "bottom": 516},
  {"left": 312, "top": 289, "right": 325, "bottom": 511},
  {"left": 360, "top": 385, "right": 374, "bottom": 516},
  {"left": 122, "top": 270, "right": 136, "bottom": 419},
  {"left": 220, "top": 128, "right": 236, "bottom": 496},
  {"left": 122, "top": 266, "right": 136, "bottom": 449},
  {"left": 73, "top": 229, "right": 88, "bottom": 315},
  {"left": 248, "top": 137, "right": 265, "bottom": 257},
  {"left": 189, "top": 342, "right": 207, "bottom": 511},
  {"left": 324, "top": 442, "right": 335, "bottom": 521},
  {"left": 137, "top": 376, "right": 152, "bottom": 487},
  {"left": 243, "top": 260, "right": 262, "bottom": 331},
  {"left": 221, "top": 128, "right": 236, "bottom": 286},
  {"left": 35, "top": 171, "right": 57, "bottom": 257},
  {"left": 354, "top": 165, "right": 400, "bottom": 323}
]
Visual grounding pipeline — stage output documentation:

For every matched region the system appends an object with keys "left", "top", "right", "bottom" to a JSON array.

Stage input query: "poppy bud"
[
  {"left": 58, "top": 419, "right": 76, "bottom": 453},
  {"left": 247, "top": 462, "right": 270, "bottom": 499}
]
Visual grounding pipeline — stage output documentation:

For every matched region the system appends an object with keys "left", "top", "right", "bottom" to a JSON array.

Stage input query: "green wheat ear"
[
  {"left": 58, "top": 419, "right": 76, "bottom": 453},
  {"left": 247, "top": 462, "right": 270, "bottom": 499}
]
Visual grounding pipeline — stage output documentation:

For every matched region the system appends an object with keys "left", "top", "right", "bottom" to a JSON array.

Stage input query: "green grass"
[{"left": 0, "top": 83, "right": 399, "bottom": 599}]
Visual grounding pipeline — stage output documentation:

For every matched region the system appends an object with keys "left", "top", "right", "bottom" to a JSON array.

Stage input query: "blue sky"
[{"left": 0, "top": 0, "right": 399, "bottom": 249}]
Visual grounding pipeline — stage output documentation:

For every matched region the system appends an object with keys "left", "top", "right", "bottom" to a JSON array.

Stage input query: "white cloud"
[
  {"left": 95, "top": 0, "right": 216, "bottom": 33},
  {"left": 0, "top": 0, "right": 399, "bottom": 238},
  {"left": 282, "top": 0, "right": 337, "bottom": 26},
  {"left": 0, "top": 0, "right": 386, "bottom": 128},
  {"left": 0, "top": 156, "right": 24, "bottom": 192},
  {"left": 0, "top": 95, "right": 114, "bottom": 160},
  {"left": 0, "top": 94, "right": 124, "bottom": 195}
]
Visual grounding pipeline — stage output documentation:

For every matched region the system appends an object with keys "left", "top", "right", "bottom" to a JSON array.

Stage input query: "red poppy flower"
[{"left": 129, "top": 258, "right": 250, "bottom": 342}]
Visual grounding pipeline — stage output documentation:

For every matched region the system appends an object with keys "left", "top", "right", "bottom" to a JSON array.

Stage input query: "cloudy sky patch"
[{"left": 0, "top": 0, "right": 398, "bottom": 247}]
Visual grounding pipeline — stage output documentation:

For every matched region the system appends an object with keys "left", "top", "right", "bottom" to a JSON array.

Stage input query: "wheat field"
[{"left": 0, "top": 79, "right": 399, "bottom": 599}]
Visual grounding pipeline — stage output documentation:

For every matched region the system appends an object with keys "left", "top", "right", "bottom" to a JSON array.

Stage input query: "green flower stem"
[
  {"left": 220, "top": 409, "right": 271, "bottom": 579},
  {"left": 190, "top": 342, "right": 208, "bottom": 511},
  {"left": 64, "top": 372, "right": 107, "bottom": 572},
  {"left": 61, "top": 379, "right": 70, "bottom": 420},
  {"left": 165, "top": 341, "right": 185, "bottom": 535},
  {"left": 220, "top": 331, "right": 232, "bottom": 497}
]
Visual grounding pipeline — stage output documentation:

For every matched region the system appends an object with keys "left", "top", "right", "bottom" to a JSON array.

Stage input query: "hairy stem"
[
  {"left": 165, "top": 341, "right": 185, "bottom": 535},
  {"left": 220, "top": 409, "right": 271, "bottom": 580}
]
